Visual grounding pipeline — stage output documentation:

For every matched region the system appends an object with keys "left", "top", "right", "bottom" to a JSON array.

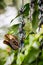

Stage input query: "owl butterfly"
[{"left": 3, "top": 34, "right": 19, "bottom": 50}]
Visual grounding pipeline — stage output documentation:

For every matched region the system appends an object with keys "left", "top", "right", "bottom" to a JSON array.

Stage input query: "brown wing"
[{"left": 3, "top": 34, "right": 19, "bottom": 50}]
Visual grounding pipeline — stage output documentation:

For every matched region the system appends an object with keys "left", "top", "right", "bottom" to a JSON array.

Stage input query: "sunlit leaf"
[
  {"left": 8, "top": 24, "right": 19, "bottom": 35},
  {"left": 23, "top": 21, "right": 32, "bottom": 35}
]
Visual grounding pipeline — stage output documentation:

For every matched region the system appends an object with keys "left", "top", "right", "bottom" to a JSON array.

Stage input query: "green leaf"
[
  {"left": 38, "top": 61, "right": 43, "bottom": 65},
  {"left": 10, "top": 3, "right": 30, "bottom": 23},
  {"left": 32, "top": 11, "right": 39, "bottom": 32},
  {"left": 0, "top": 49, "right": 9, "bottom": 65},
  {"left": 21, "top": 35, "right": 40, "bottom": 65},
  {"left": 11, "top": 50, "right": 18, "bottom": 65},
  {"left": 16, "top": 35, "right": 34, "bottom": 65},
  {"left": 10, "top": 13, "right": 21, "bottom": 23},
  {"left": 8, "top": 24, "right": 19, "bottom": 35},
  {"left": 32, "top": 0, "right": 39, "bottom": 32},
  {"left": 23, "top": 21, "right": 32, "bottom": 35},
  {"left": 21, "top": 47, "right": 40, "bottom": 65},
  {"left": 0, "top": 0, "right": 6, "bottom": 9},
  {"left": 17, "top": 53, "right": 24, "bottom": 65},
  {"left": 24, "top": 35, "right": 29, "bottom": 45},
  {"left": 23, "top": 3, "right": 30, "bottom": 17}
]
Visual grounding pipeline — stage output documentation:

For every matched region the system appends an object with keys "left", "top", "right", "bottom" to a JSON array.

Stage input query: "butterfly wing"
[{"left": 3, "top": 34, "right": 19, "bottom": 50}]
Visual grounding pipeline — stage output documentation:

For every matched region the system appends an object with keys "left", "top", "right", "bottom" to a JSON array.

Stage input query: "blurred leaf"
[
  {"left": 23, "top": 3, "right": 30, "bottom": 17},
  {"left": 0, "top": 49, "right": 9, "bottom": 65},
  {"left": 24, "top": 21, "right": 32, "bottom": 35},
  {"left": 11, "top": 50, "right": 18, "bottom": 65},
  {"left": 11, "top": 3, "right": 30, "bottom": 23},
  {"left": 8, "top": 24, "right": 19, "bottom": 35},
  {"left": 10, "top": 13, "right": 20, "bottom": 23},
  {"left": 17, "top": 35, "right": 35, "bottom": 65},
  {"left": 32, "top": 11, "right": 39, "bottom": 32},
  {"left": 21, "top": 47, "right": 40, "bottom": 65},
  {"left": 20, "top": 35, "right": 40, "bottom": 65},
  {"left": 17, "top": 53, "right": 24, "bottom": 65},
  {"left": 38, "top": 61, "right": 43, "bottom": 65},
  {"left": 32, "top": 0, "right": 39, "bottom": 32},
  {"left": 0, "top": 0, "right": 6, "bottom": 9},
  {"left": 24, "top": 35, "right": 29, "bottom": 45}
]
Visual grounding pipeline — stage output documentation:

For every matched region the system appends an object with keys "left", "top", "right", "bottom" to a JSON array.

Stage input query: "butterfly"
[{"left": 3, "top": 34, "right": 19, "bottom": 50}]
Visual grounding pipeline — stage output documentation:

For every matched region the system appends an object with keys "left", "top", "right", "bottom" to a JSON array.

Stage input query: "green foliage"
[
  {"left": 32, "top": 0, "right": 39, "bottom": 32},
  {"left": 8, "top": 24, "right": 19, "bottom": 35},
  {"left": 23, "top": 21, "right": 32, "bottom": 35},
  {"left": 0, "top": 1, "right": 43, "bottom": 65},
  {"left": 0, "top": 28, "right": 43, "bottom": 65},
  {"left": 16, "top": 3, "right": 30, "bottom": 18},
  {"left": 0, "top": 0, "right": 6, "bottom": 9},
  {"left": 11, "top": 50, "right": 18, "bottom": 65},
  {"left": 11, "top": 32, "right": 43, "bottom": 65},
  {"left": 23, "top": 3, "right": 30, "bottom": 17},
  {"left": 11, "top": 3, "right": 30, "bottom": 23},
  {"left": 0, "top": 49, "right": 9, "bottom": 65}
]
